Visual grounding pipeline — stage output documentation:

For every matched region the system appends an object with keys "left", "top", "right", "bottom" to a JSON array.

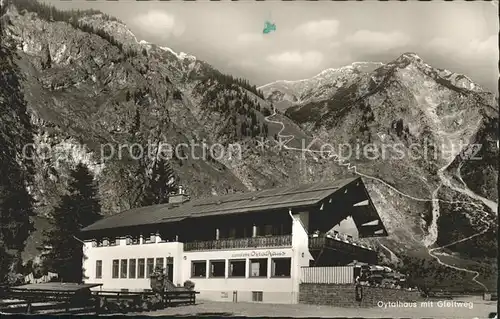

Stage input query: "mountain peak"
[
  {"left": 387, "top": 52, "right": 485, "bottom": 93},
  {"left": 392, "top": 52, "right": 425, "bottom": 66},
  {"left": 401, "top": 52, "right": 422, "bottom": 60},
  {"left": 259, "top": 61, "right": 383, "bottom": 106}
]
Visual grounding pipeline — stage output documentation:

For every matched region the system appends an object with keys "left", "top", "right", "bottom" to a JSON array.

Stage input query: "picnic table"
[{"left": 6, "top": 282, "right": 103, "bottom": 314}]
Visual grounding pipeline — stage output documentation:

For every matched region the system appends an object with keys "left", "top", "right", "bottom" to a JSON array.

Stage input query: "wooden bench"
[
  {"left": 92, "top": 290, "right": 146, "bottom": 313},
  {"left": 163, "top": 290, "right": 199, "bottom": 306},
  {"left": 91, "top": 289, "right": 198, "bottom": 311}
]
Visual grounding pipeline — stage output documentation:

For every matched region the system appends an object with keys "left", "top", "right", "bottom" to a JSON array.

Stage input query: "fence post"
[
  {"left": 26, "top": 301, "right": 32, "bottom": 314},
  {"left": 95, "top": 296, "right": 101, "bottom": 314}
]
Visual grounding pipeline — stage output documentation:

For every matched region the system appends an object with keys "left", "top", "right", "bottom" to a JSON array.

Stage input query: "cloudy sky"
[{"left": 51, "top": 0, "right": 498, "bottom": 92}]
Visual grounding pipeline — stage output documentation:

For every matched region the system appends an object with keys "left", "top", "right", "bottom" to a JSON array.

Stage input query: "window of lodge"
[
  {"left": 129, "top": 259, "right": 136, "bottom": 278},
  {"left": 120, "top": 259, "right": 128, "bottom": 278},
  {"left": 249, "top": 258, "right": 268, "bottom": 277},
  {"left": 242, "top": 226, "right": 251, "bottom": 238},
  {"left": 146, "top": 258, "right": 154, "bottom": 278},
  {"left": 263, "top": 225, "right": 273, "bottom": 236},
  {"left": 112, "top": 260, "right": 119, "bottom": 278},
  {"left": 191, "top": 261, "right": 207, "bottom": 278},
  {"left": 271, "top": 258, "right": 291, "bottom": 277},
  {"left": 95, "top": 260, "right": 102, "bottom": 279},
  {"left": 209, "top": 260, "right": 225, "bottom": 278},
  {"left": 138, "top": 259, "right": 145, "bottom": 278},
  {"left": 156, "top": 258, "right": 164, "bottom": 270},
  {"left": 272, "top": 224, "right": 284, "bottom": 236},
  {"left": 229, "top": 260, "right": 246, "bottom": 277},
  {"left": 252, "top": 291, "right": 263, "bottom": 302}
]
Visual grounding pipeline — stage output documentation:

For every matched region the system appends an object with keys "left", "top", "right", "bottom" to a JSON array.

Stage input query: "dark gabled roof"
[{"left": 81, "top": 177, "right": 360, "bottom": 233}]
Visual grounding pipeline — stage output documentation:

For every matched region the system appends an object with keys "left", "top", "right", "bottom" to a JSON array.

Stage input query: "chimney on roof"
[{"left": 168, "top": 185, "right": 190, "bottom": 205}]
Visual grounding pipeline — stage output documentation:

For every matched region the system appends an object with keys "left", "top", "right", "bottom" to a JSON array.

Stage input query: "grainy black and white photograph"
[{"left": 0, "top": 0, "right": 498, "bottom": 317}]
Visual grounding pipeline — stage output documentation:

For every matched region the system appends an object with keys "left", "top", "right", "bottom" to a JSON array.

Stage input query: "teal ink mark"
[{"left": 263, "top": 21, "right": 276, "bottom": 34}]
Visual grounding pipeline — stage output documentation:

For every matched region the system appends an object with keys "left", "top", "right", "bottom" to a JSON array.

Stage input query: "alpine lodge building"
[{"left": 80, "top": 177, "right": 388, "bottom": 304}]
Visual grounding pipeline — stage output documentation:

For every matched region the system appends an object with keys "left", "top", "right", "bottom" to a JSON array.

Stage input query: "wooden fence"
[
  {"left": 301, "top": 266, "right": 354, "bottom": 284},
  {"left": 1, "top": 288, "right": 198, "bottom": 315}
]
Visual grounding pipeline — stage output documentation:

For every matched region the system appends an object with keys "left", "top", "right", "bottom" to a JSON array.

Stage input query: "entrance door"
[{"left": 166, "top": 257, "right": 174, "bottom": 282}]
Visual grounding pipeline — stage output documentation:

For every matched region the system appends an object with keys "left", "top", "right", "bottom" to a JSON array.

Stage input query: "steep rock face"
[
  {"left": 458, "top": 114, "right": 498, "bottom": 202},
  {"left": 3, "top": 7, "right": 248, "bottom": 217}
]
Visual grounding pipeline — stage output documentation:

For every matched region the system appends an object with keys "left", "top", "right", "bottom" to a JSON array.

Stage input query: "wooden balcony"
[
  {"left": 183, "top": 235, "right": 292, "bottom": 252},
  {"left": 308, "top": 236, "right": 377, "bottom": 264}
]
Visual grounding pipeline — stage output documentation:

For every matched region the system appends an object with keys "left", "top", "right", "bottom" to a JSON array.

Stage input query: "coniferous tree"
[
  {"left": 0, "top": 246, "right": 13, "bottom": 284},
  {"left": 240, "top": 122, "right": 248, "bottom": 136},
  {"left": 41, "top": 164, "right": 102, "bottom": 282},
  {"left": 0, "top": 43, "right": 35, "bottom": 284},
  {"left": 130, "top": 109, "right": 140, "bottom": 134},
  {"left": 262, "top": 123, "right": 269, "bottom": 137},
  {"left": 250, "top": 111, "right": 257, "bottom": 127},
  {"left": 140, "top": 159, "right": 178, "bottom": 206}
]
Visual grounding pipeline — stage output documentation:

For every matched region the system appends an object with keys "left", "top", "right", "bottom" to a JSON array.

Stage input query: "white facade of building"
[{"left": 83, "top": 210, "right": 312, "bottom": 304}]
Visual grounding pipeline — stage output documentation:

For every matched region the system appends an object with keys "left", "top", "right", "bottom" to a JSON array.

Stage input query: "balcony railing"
[
  {"left": 309, "top": 231, "right": 375, "bottom": 250},
  {"left": 183, "top": 235, "right": 293, "bottom": 252},
  {"left": 309, "top": 236, "right": 375, "bottom": 254}
]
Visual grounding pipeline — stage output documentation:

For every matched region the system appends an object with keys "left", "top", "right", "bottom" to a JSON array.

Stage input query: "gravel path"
[{"left": 129, "top": 296, "right": 497, "bottom": 318}]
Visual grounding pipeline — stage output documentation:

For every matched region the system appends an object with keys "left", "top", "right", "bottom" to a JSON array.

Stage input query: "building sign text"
[{"left": 231, "top": 250, "right": 288, "bottom": 258}]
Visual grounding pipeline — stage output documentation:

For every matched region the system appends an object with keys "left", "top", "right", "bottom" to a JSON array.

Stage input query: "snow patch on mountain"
[
  {"left": 263, "top": 53, "right": 485, "bottom": 111},
  {"left": 259, "top": 62, "right": 383, "bottom": 106},
  {"left": 159, "top": 46, "right": 197, "bottom": 62}
]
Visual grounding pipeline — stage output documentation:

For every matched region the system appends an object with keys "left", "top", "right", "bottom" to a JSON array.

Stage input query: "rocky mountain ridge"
[{"left": 259, "top": 61, "right": 384, "bottom": 111}]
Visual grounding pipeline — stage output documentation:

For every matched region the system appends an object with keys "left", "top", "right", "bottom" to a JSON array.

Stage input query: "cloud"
[
  {"left": 228, "top": 59, "right": 260, "bottom": 69},
  {"left": 423, "top": 35, "right": 497, "bottom": 91},
  {"left": 266, "top": 51, "right": 324, "bottom": 70},
  {"left": 133, "top": 10, "right": 185, "bottom": 38},
  {"left": 329, "top": 41, "right": 341, "bottom": 49},
  {"left": 294, "top": 19, "right": 340, "bottom": 40},
  {"left": 345, "top": 30, "right": 411, "bottom": 53},
  {"left": 235, "top": 33, "right": 265, "bottom": 46},
  {"left": 427, "top": 35, "right": 497, "bottom": 62},
  {"left": 470, "top": 35, "right": 496, "bottom": 57}
]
